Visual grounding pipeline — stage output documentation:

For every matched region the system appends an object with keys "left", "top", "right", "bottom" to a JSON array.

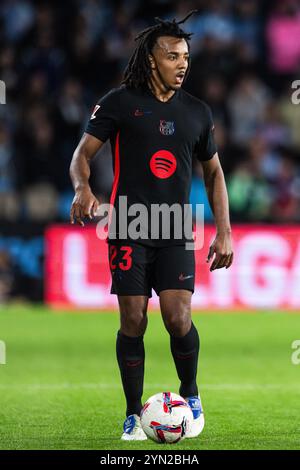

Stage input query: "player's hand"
[
  {"left": 70, "top": 187, "right": 100, "bottom": 227},
  {"left": 206, "top": 231, "right": 233, "bottom": 271}
]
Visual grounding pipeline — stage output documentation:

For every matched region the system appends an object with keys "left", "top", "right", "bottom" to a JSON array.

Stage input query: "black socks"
[
  {"left": 170, "top": 322, "right": 199, "bottom": 398},
  {"left": 116, "top": 323, "right": 199, "bottom": 417},
  {"left": 116, "top": 331, "right": 145, "bottom": 417}
]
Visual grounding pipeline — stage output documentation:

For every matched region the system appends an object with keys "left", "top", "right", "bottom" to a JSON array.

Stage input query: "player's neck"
[{"left": 148, "top": 77, "right": 176, "bottom": 103}]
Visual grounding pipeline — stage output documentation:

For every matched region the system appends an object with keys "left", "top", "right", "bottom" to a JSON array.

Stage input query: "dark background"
[{"left": 1, "top": 0, "right": 300, "bottom": 301}]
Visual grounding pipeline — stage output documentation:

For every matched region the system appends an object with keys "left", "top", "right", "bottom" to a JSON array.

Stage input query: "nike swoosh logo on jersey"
[
  {"left": 179, "top": 274, "right": 194, "bottom": 281},
  {"left": 134, "top": 109, "right": 152, "bottom": 116}
]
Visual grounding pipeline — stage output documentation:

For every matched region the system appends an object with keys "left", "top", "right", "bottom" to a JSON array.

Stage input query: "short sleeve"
[
  {"left": 195, "top": 104, "right": 217, "bottom": 161},
  {"left": 85, "top": 88, "right": 121, "bottom": 142}
]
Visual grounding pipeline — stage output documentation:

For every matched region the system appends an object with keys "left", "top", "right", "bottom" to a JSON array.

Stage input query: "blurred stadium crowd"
[
  {"left": 1, "top": 0, "right": 300, "bottom": 303},
  {"left": 1, "top": 0, "right": 300, "bottom": 226}
]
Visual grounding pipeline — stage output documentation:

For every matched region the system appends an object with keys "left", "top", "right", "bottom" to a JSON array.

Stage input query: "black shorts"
[{"left": 108, "top": 242, "right": 195, "bottom": 297}]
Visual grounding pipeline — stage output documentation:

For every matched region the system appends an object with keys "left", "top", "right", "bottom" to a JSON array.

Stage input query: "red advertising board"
[{"left": 45, "top": 225, "right": 300, "bottom": 310}]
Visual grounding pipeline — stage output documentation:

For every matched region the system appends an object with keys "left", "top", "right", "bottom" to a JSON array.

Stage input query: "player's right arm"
[
  {"left": 69, "top": 133, "right": 103, "bottom": 226},
  {"left": 70, "top": 88, "right": 121, "bottom": 225}
]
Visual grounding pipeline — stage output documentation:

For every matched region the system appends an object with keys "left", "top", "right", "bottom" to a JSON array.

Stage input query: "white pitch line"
[{"left": 0, "top": 383, "right": 299, "bottom": 391}]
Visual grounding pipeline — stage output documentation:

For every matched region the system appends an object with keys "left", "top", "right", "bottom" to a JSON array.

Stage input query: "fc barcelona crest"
[{"left": 159, "top": 120, "right": 175, "bottom": 136}]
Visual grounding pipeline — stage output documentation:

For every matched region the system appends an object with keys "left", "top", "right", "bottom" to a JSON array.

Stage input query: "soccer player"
[{"left": 70, "top": 12, "right": 233, "bottom": 440}]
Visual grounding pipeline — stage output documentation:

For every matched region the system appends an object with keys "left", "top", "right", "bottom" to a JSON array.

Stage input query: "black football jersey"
[{"left": 86, "top": 85, "right": 217, "bottom": 246}]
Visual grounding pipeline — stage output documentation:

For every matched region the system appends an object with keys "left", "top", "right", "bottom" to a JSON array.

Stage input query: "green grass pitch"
[{"left": 0, "top": 305, "right": 299, "bottom": 450}]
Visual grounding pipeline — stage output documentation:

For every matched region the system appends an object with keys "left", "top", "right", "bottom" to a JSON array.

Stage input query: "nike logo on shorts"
[{"left": 179, "top": 274, "right": 194, "bottom": 281}]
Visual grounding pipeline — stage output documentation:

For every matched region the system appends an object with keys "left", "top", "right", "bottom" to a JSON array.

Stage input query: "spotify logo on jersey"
[{"left": 150, "top": 150, "right": 177, "bottom": 179}]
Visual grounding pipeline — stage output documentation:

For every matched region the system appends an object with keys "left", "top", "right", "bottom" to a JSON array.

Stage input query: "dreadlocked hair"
[{"left": 122, "top": 10, "right": 197, "bottom": 90}]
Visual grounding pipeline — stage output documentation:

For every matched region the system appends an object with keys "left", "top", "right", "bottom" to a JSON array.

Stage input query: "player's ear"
[{"left": 148, "top": 54, "right": 156, "bottom": 69}]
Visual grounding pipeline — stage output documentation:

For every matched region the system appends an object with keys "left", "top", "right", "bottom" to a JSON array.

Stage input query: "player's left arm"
[{"left": 201, "top": 152, "right": 233, "bottom": 271}]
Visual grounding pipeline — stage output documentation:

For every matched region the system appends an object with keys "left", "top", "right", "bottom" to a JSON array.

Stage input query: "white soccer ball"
[{"left": 140, "top": 392, "right": 193, "bottom": 444}]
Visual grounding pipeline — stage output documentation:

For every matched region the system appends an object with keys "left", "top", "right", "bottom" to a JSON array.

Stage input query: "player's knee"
[
  {"left": 120, "top": 309, "right": 148, "bottom": 336},
  {"left": 163, "top": 310, "right": 191, "bottom": 337},
  {"left": 119, "top": 296, "right": 148, "bottom": 336}
]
